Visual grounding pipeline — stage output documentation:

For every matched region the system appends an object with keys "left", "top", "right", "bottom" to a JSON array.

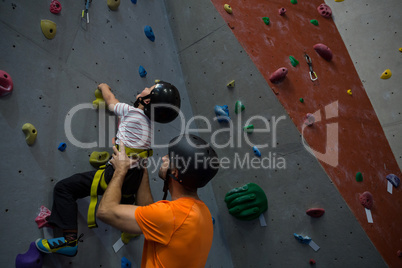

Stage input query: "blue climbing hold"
[
  {"left": 144, "top": 25, "right": 155, "bottom": 42},
  {"left": 212, "top": 216, "right": 215, "bottom": 225},
  {"left": 386, "top": 174, "right": 400, "bottom": 188},
  {"left": 214, "top": 105, "right": 230, "bottom": 123},
  {"left": 131, "top": 0, "right": 137, "bottom": 4},
  {"left": 15, "top": 242, "right": 43, "bottom": 268},
  {"left": 294, "top": 233, "right": 312, "bottom": 244},
  {"left": 139, "top": 66, "right": 147, "bottom": 78},
  {"left": 121, "top": 257, "right": 131, "bottom": 268},
  {"left": 253, "top": 146, "right": 261, "bottom": 157},
  {"left": 58, "top": 142, "right": 66, "bottom": 152}
]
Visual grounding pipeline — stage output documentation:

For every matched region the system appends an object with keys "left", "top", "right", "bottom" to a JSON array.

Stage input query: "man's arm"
[
  {"left": 97, "top": 143, "right": 143, "bottom": 234},
  {"left": 98, "top": 83, "right": 119, "bottom": 111}
]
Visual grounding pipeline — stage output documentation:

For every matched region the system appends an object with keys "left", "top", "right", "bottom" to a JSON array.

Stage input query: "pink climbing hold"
[
  {"left": 317, "top": 3, "right": 332, "bottom": 18},
  {"left": 313, "top": 43, "right": 333, "bottom": 61},
  {"left": 15, "top": 242, "right": 43, "bottom": 268},
  {"left": 359, "top": 191, "right": 373, "bottom": 209},
  {"left": 35, "top": 206, "right": 52, "bottom": 229},
  {"left": 306, "top": 208, "right": 325, "bottom": 218},
  {"left": 49, "top": 0, "right": 62, "bottom": 14},
  {"left": 279, "top": 7, "right": 286, "bottom": 16},
  {"left": 269, "top": 67, "right": 288, "bottom": 83},
  {"left": 0, "top": 70, "right": 13, "bottom": 97},
  {"left": 304, "top": 113, "right": 315, "bottom": 126}
]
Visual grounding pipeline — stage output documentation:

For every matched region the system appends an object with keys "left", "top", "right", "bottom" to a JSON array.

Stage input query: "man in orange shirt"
[{"left": 97, "top": 134, "right": 219, "bottom": 268}]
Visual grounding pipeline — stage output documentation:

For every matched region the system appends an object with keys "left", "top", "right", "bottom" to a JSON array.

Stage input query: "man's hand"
[
  {"left": 110, "top": 142, "right": 139, "bottom": 173},
  {"left": 97, "top": 83, "right": 119, "bottom": 111},
  {"left": 97, "top": 83, "right": 111, "bottom": 92}
]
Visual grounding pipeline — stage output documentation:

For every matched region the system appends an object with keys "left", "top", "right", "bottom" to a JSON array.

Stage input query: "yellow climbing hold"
[
  {"left": 121, "top": 232, "right": 140, "bottom": 244},
  {"left": 107, "top": 0, "right": 120, "bottom": 10},
  {"left": 224, "top": 4, "right": 232, "bottom": 14},
  {"left": 22, "top": 123, "right": 38, "bottom": 146},
  {"left": 380, "top": 69, "right": 392, "bottom": 79},
  {"left": 334, "top": 0, "right": 344, "bottom": 2},
  {"left": 40, "top": 20, "right": 57, "bottom": 40},
  {"left": 93, "top": 89, "right": 106, "bottom": 109},
  {"left": 399, "top": 48, "right": 402, "bottom": 52},
  {"left": 154, "top": 79, "right": 161, "bottom": 84},
  {"left": 227, "top": 80, "right": 235, "bottom": 88},
  {"left": 347, "top": 89, "right": 352, "bottom": 95},
  {"left": 89, "top": 151, "right": 110, "bottom": 168}
]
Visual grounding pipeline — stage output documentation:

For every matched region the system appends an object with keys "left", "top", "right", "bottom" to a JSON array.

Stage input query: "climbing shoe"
[{"left": 35, "top": 234, "right": 83, "bottom": 257}]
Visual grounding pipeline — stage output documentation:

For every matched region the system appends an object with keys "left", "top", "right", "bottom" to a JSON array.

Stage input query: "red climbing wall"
[{"left": 211, "top": 0, "right": 402, "bottom": 267}]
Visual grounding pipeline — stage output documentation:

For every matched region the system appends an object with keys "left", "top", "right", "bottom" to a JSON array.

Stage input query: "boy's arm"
[
  {"left": 136, "top": 167, "right": 154, "bottom": 206},
  {"left": 98, "top": 83, "right": 119, "bottom": 111}
]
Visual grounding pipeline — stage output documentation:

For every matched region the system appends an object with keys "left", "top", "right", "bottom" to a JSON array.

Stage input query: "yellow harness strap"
[{"left": 87, "top": 146, "right": 153, "bottom": 229}]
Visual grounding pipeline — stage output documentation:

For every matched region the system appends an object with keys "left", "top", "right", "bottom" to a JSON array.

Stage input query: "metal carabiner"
[{"left": 304, "top": 53, "right": 318, "bottom": 81}]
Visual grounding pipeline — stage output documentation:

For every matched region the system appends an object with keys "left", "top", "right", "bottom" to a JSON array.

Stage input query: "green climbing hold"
[
  {"left": 90, "top": 151, "right": 111, "bottom": 168},
  {"left": 291, "top": 0, "right": 297, "bottom": 4},
  {"left": 356, "top": 172, "right": 363, "bottom": 182},
  {"left": 243, "top": 124, "right": 254, "bottom": 133},
  {"left": 235, "top": 101, "right": 245, "bottom": 114},
  {"left": 310, "top": 19, "right": 319, "bottom": 26},
  {"left": 262, "top": 17, "right": 270, "bottom": 25},
  {"left": 299, "top": 98, "right": 304, "bottom": 103},
  {"left": 225, "top": 183, "right": 268, "bottom": 221},
  {"left": 289, "top": 56, "right": 299, "bottom": 67}
]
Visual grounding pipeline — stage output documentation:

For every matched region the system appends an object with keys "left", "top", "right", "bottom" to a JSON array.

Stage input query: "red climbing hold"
[
  {"left": 317, "top": 3, "right": 332, "bottom": 18},
  {"left": 309, "top": 259, "right": 316, "bottom": 265},
  {"left": 306, "top": 208, "right": 325, "bottom": 218},
  {"left": 49, "top": 0, "right": 62, "bottom": 14},
  {"left": 0, "top": 70, "right": 13, "bottom": 97},
  {"left": 359, "top": 191, "right": 373, "bottom": 209},
  {"left": 269, "top": 67, "right": 288, "bottom": 83},
  {"left": 313, "top": 43, "right": 333, "bottom": 61}
]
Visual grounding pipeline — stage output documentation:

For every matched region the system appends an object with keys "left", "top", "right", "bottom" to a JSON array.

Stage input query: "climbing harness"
[
  {"left": 87, "top": 145, "right": 153, "bottom": 228},
  {"left": 304, "top": 53, "right": 318, "bottom": 81}
]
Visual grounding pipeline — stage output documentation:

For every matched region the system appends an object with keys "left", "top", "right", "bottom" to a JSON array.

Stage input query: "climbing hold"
[
  {"left": 40, "top": 20, "right": 57, "bottom": 40},
  {"left": 253, "top": 146, "right": 261, "bottom": 157},
  {"left": 386, "top": 174, "right": 400, "bottom": 188},
  {"left": 214, "top": 105, "right": 230, "bottom": 123},
  {"left": 107, "top": 0, "right": 120, "bottom": 10},
  {"left": 380, "top": 69, "right": 392, "bottom": 79},
  {"left": 49, "top": 0, "right": 62, "bottom": 14},
  {"left": 121, "top": 233, "right": 139, "bottom": 245},
  {"left": 313, "top": 43, "right": 333, "bottom": 61},
  {"left": 212, "top": 216, "right": 215, "bottom": 224},
  {"left": 58, "top": 142, "right": 66, "bottom": 152},
  {"left": 269, "top": 67, "right": 288, "bottom": 83},
  {"left": 0, "top": 70, "right": 13, "bottom": 97},
  {"left": 289, "top": 56, "right": 299, "bottom": 67},
  {"left": 131, "top": 0, "right": 137, "bottom": 4},
  {"left": 22, "top": 123, "right": 37, "bottom": 146},
  {"left": 121, "top": 257, "right": 132, "bottom": 268},
  {"left": 359, "top": 191, "right": 373, "bottom": 209},
  {"left": 304, "top": 113, "right": 315, "bottom": 126},
  {"left": 309, "top": 259, "right": 316, "bottom": 265},
  {"left": 93, "top": 89, "right": 106, "bottom": 109},
  {"left": 299, "top": 98, "right": 304, "bottom": 103},
  {"left": 139, "top": 65, "right": 147, "bottom": 78},
  {"left": 356, "top": 172, "right": 363, "bottom": 182},
  {"left": 317, "top": 4, "right": 332, "bottom": 18},
  {"left": 294, "top": 233, "right": 311, "bottom": 244},
  {"left": 15, "top": 242, "right": 43, "bottom": 268},
  {"left": 35, "top": 206, "right": 52, "bottom": 229},
  {"left": 225, "top": 183, "right": 268, "bottom": 220},
  {"left": 224, "top": 4, "right": 232, "bottom": 14},
  {"left": 399, "top": 48, "right": 402, "bottom": 52},
  {"left": 262, "top": 17, "right": 270, "bottom": 25},
  {"left": 306, "top": 208, "right": 325, "bottom": 218},
  {"left": 398, "top": 250, "right": 402, "bottom": 257},
  {"left": 144, "top": 25, "right": 155, "bottom": 42},
  {"left": 310, "top": 19, "right": 319, "bottom": 26},
  {"left": 154, "top": 79, "right": 160, "bottom": 84},
  {"left": 235, "top": 101, "right": 245, "bottom": 114},
  {"left": 347, "top": 89, "right": 352, "bottom": 95},
  {"left": 334, "top": 0, "right": 344, "bottom": 2},
  {"left": 279, "top": 8, "right": 286, "bottom": 16},
  {"left": 227, "top": 80, "right": 235, "bottom": 88},
  {"left": 243, "top": 124, "right": 254, "bottom": 133},
  {"left": 290, "top": 0, "right": 297, "bottom": 4},
  {"left": 89, "top": 151, "right": 111, "bottom": 168}
]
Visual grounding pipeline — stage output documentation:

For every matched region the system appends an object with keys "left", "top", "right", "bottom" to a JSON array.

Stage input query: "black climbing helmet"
[
  {"left": 168, "top": 134, "right": 219, "bottom": 189},
  {"left": 136, "top": 81, "right": 181, "bottom": 123}
]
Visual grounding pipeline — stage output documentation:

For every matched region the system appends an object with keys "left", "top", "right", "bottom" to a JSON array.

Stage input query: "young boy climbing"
[{"left": 35, "top": 81, "right": 181, "bottom": 256}]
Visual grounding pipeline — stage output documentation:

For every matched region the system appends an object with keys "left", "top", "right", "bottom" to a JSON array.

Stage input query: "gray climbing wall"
[{"left": 0, "top": 0, "right": 401, "bottom": 267}]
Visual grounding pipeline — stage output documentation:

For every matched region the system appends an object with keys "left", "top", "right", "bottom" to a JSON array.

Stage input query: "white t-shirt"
[{"left": 114, "top": 103, "right": 152, "bottom": 149}]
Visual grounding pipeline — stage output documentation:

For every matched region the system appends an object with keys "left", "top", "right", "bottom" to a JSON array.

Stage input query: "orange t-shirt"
[{"left": 135, "top": 197, "right": 213, "bottom": 268}]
